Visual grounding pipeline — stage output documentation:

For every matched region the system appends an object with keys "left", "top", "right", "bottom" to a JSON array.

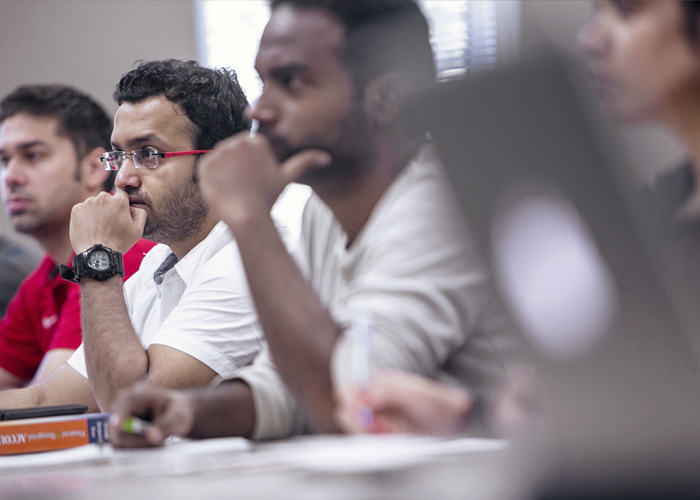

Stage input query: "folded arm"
[{"left": 0, "top": 363, "right": 99, "bottom": 411}]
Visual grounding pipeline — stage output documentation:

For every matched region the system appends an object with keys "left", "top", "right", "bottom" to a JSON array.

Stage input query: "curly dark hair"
[
  {"left": 269, "top": 0, "right": 435, "bottom": 97},
  {"left": 0, "top": 84, "right": 115, "bottom": 191},
  {"left": 113, "top": 59, "right": 249, "bottom": 150}
]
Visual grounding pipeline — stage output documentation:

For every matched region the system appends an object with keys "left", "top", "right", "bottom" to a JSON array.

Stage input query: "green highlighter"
[{"left": 121, "top": 416, "right": 149, "bottom": 436}]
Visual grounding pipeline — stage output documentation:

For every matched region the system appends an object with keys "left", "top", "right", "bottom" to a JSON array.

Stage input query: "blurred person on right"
[
  {"left": 579, "top": 0, "right": 700, "bottom": 337},
  {"left": 340, "top": 0, "right": 700, "bottom": 438}
]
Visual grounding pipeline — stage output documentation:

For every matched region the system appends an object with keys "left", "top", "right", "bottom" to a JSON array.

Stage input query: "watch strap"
[{"left": 59, "top": 244, "right": 124, "bottom": 284}]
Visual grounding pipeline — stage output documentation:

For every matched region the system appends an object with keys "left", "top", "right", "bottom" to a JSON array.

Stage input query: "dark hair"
[
  {"left": 113, "top": 59, "right": 249, "bottom": 150},
  {"left": 269, "top": 0, "right": 436, "bottom": 96},
  {"left": 681, "top": 1, "right": 700, "bottom": 43},
  {"left": 0, "top": 85, "right": 115, "bottom": 191}
]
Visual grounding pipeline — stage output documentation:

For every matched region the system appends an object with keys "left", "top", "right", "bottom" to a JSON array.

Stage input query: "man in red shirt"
[{"left": 0, "top": 85, "right": 155, "bottom": 388}]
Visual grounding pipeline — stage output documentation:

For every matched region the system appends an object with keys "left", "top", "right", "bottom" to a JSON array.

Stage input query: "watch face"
[{"left": 88, "top": 249, "right": 111, "bottom": 271}]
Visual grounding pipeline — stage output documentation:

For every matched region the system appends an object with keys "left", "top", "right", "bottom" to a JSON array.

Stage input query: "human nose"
[
  {"left": 114, "top": 154, "right": 141, "bottom": 191},
  {"left": 577, "top": 9, "right": 609, "bottom": 60},
  {"left": 249, "top": 90, "right": 277, "bottom": 128},
  {"left": 2, "top": 157, "right": 27, "bottom": 188}
]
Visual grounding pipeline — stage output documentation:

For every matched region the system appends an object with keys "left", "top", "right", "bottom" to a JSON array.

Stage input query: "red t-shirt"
[{"left": 0, "top": 239, "right": 156, "bottom": 380}]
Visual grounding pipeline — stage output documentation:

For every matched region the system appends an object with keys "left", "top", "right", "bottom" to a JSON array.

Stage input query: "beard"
[
  {"left": 7, "top": 197, "right": 70, "bottom": 239},
  {"left": 262, "top": 128, "right": 369, "bottom": 192},
  {"left": 11, "top": 214, "right": 49, "bottom": 236},
  {"left": 125, "top": 174, "right": 208, "bottom": 246}
]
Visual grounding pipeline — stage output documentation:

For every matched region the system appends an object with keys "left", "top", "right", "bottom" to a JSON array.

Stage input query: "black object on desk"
[{"left": 0, "top": 404, "right": 88, "bottom": 421}]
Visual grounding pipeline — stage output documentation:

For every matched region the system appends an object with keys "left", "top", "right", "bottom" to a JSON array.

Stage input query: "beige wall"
[
  {"left": 0, "top": 0, "right": 687, "bottom": 252},
  {"left": 0, "top": 0, "right": 197, "bottom": 250}
]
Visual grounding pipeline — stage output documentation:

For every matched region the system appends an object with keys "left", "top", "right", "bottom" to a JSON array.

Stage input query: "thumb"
[
  {"left": 280, "top": 149, "right": 332, "bottom": 183},
  {"left": 130, "top": 206, "right": 148, "bottom": 230}
]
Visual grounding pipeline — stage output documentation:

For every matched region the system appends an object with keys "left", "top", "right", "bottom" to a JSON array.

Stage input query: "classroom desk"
[{"left": 0, "top": 435, "right": 520, "bottom": 500}]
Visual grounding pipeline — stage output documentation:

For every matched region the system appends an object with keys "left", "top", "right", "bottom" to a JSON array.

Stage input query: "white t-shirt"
[
  {"left": 68, "top": 221, "right": 263, "bottom": 379},
  {"left": 238, "top": 145, "right": 513, "bottom": 439}
]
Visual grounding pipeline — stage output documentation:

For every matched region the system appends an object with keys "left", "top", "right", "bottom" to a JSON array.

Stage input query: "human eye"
[
  {"left": 283, "top": 74, "right": 307, "bottom": 92},
  {"left": 141, "top": 147, "right": 160, "bottom": 159},
  {"left": 134, "top": 147, "right": 161, "bottom": 168},
  {"left": 272, "top": 67, "right": 309, "bottom": 94},
  {"left": 23, "top": 149, "right": 47, "bottom": 164},
  {"left": 611, "top": 0, "right": 640, "bottom": 17},
  {"left": 0, "top": 155, "right": 9, "bottom": 168}
]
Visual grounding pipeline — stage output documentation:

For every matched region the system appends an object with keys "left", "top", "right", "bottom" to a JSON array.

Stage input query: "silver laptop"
[{"left": 404, "top": 50, "right": 700, "bottom": 496}]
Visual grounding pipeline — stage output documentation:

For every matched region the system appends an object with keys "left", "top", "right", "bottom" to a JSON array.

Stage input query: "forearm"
[
  {"left": 231, "top": 213, "right": 340, "bottom": 433},
  {"left": 188, "top": 380, "right": 256, "bottom": 439},
  {"left": 0, "top": 384, "right": 44, "bottom": 407},
  {"left": 0, "top": 367, "right": 26, "bottom": 390},
  {"left": 81, "top": 277, "right": 148, "bottom": 411},
  {"left": 0, "top": 364, "right": 99, "bottom": 411}
]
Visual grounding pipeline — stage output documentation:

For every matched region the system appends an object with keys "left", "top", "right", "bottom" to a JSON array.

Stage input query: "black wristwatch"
[{"left": 59, "top": 244, "right": 124, "bottom": 284}]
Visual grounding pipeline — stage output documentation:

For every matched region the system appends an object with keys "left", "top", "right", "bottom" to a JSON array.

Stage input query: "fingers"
[
  {"left": 109, "top": 383, "right": 194, "bottom": 448},
  {"left": 109, "top": 384, "right": 160, "bottom": 448},
  {"left": 364, "top": 371, "right": 423, "bottom": 413},
  {"left": 70, "top": 191, "right": 144, "bottom": 254},
  {"left": 198, "top": 134, "right": 331, "bottom": 215},
  {"left": 334, "top": 382, "right": 399, "bottom": 435},
  {"left": 279, "top": 149, "right": 332, "bottom": 184},
  {"left": 149, "top": 390, "right": 195, "bottom": 439},
  {"left": 129, "top": 205, "right": 148, "bottom": 231},
  {"left": 491, "top": 366, "right": 545, "bottom": 438},
  {"left": 365, "top": 372, "right": 474, "bottom": 436},
  {"left": 333, "top": 384, "right": 366, "bottom": 434}
]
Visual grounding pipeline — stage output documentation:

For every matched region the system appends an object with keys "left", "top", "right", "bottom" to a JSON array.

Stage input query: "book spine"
[
  {"left": 87, "top": 414, "right": 110, "bottom": 444},
  {"left": 0, "top": 414, "right": 110, "bottom": 455}
]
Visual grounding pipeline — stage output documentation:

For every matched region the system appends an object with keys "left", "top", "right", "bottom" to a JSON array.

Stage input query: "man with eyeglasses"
[
  {"left": 109, "top": 0, "right": 513, "bottom": 446},
  {"left": 0, "top": 60, "right": 267, "bottom": 413},
  {"left": 0, "top": 85, "right": 155, "bottom": 389}
]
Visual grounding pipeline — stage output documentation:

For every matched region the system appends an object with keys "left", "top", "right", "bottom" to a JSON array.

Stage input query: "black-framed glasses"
[{"left": 100, "top": 147, "right": 212, "bottom": 171}]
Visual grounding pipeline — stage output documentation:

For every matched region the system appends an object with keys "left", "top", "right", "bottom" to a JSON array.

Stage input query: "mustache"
[
  {"left": 121, "top": 186, "right": 151, "bottom": 205},
  {"left": 4, "top": 188, "right": 34, "bottom": 201},
  {"left": 257, "top": 128, "right": 334, "bottom": 163}
]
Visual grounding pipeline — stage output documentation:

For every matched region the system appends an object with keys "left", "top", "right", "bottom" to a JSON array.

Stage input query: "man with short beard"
[{"left": 0, "top": 60, "right": 267, "bottom": 412}]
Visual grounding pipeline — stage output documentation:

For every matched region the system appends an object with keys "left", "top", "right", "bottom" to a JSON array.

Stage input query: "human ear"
[
  {"left": 80, "top": 146, "right": 110, "bottom": 192},
  {"left": 364, "top": 73, "right": 401, "bottom": 127}
]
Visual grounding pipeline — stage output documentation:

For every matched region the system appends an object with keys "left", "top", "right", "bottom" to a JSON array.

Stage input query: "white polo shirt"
[{"left": 68, "top": 221, "right": 264, "bottom": 379}]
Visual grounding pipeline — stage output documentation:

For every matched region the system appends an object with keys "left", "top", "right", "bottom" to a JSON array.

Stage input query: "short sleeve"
[
  {"left": 46, "top": 284, "right": 82, "bottom": 351},
  {"left": 0, "top": 279, "right": 43, "bottom": 379},
  {"left": 149, "top": 242, "right": 262, "bottom": 379},
  {"left": 235, "top": 346, "right": 310, "bottom": 440}
]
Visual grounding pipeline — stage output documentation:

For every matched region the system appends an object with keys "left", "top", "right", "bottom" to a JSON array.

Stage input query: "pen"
[
  {"left": 351, "top": 312, "right": 374, "bottom": 429},
  {"left": 249, "top": 118, "right": 259, "bottom": 138},
  {"left": 121, "top": 415, "right": 149, "bottom": 437}
]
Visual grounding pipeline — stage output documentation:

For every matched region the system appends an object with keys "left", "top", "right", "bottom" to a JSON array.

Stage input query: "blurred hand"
[
  {"left": 198, "top": 134, "right": 330, "bottom": 230},
  {"left": 335, "top": 371, "right": 473, "bottom": 436},
  {"left": 490, "top": 366, "right": 545, "bottom": 439},
  {"left": 109, "top": 382, "right": 195, "bottom": 448},
  {"left": 69, "top": 190, "right": 146, "bottom": 254}
]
